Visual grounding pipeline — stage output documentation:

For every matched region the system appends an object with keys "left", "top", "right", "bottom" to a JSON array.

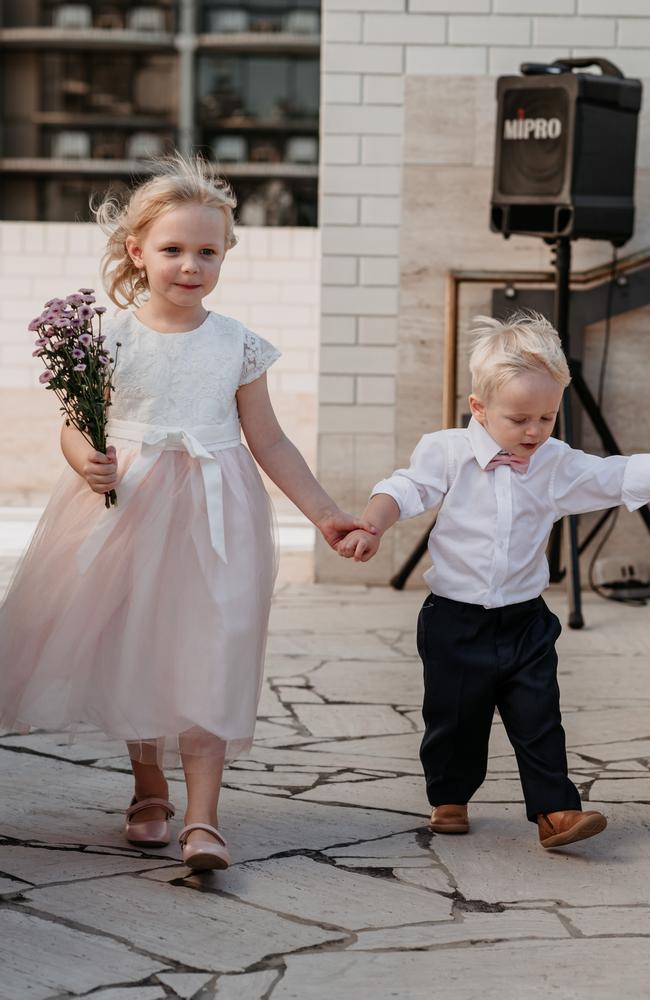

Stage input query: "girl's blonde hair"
[
  {"left": 92, "top": 152, "right": 238, "bottom": 308},
  {"left": 469, "top": 311, "right": 571, "bottom": 400}
]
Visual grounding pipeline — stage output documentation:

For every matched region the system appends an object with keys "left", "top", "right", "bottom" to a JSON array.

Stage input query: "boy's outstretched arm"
[{"left": 337, "top": 493, "right": 401, "bottom": 562}]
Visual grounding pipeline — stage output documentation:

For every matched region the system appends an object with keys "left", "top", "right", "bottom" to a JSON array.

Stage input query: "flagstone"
[
  {"left": 308, "top": 660, "right": 422, "bottom": 705},
  {"left": 0, "top": 907, "right": 166, "bottom": 1000},
  {"left": 603, "top": 760, "right": 648, "bottom": 771},
  {"left": 262, "top": 656, "right": 323, "bottom": 678},
  {"left": 266, "top": 632, "right": 401, "bottom": 660},
  {"left": 323, "top": 831, "right": 432, "bottom": 861},
  {"left": 295, "top": 775, "right": 425, "bottom": 814},
  {"left": 223, "top": 855, "right": 452, "bottom": 927},
  {"left": 156, "top": 972, "right": 215, "bottom": 999},
  {"left": 90, "top": 990, "right": 167, "bottom": 1000},
  {"left": 291, "top": 704, "right": 415, "bottom": 739},
  {"left": 0, "top": 730, "right": 126, "bottom": 763},
  {"left": 269, "top": 603, "right": 418, "bottom": 634},
  {"left": 274, "top": 939, "right": 650, "bottom": 999},
  {"left": 276, "top": 687, "right": 324, "bottom": 703},
  {"left": 257, "top": 683, "right": 291, "bottom": 718},
  {"left": 252, "top": 720, "right": 300, "bottom": 740},
  {"left": 570, "top": 739, "right": 650, "bottom": 762},
  {"left": 430, "top": 802, "right": 650, "bottom": 906},
  {"left": 22, "top": 875, "right": 343, "bottom": 973},
  {"left": 0, "top": 875, "right": 30, "bottom": 895},
  {"left": 393, "top": 866, "right": 455, "bottom": 894},
  {"left": 222, "top": 769, "right": 318, "bottom": 789},
  {"left": 562, "top": 905, "right": 650, "bottom": 936},
  {"left": 588, "top": 778, "right": 650, "bottom": 800},
  {"left": 562, "top": 707, "right": 650, "bottom": 745},
  {"left": 245, "top": 744, "right": 424, "bottom": 774},
  {"left": 302, "top": 733, "right": 422, "bottom": 758},
  {"left": 211, "top": 971, "right": 278, "bottom": 1000},
  {"left": 350, "top": 908, "right": 569, "bottom": 950},
  {"left": 0, "top": 845, "right": 179, "bottom": 885}
]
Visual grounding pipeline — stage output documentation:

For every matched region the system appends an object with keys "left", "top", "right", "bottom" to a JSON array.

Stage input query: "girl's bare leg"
[
  {"left": 180, "top": 730, "right": 226, "bottom": 847},
  {"left": 127, "top": 741, "right": 169, "bottom": 823}
]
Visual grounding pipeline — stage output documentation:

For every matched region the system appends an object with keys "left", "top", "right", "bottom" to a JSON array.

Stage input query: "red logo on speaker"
[{"left": 517, "top": 108, "right": 526, "bottom": 120}]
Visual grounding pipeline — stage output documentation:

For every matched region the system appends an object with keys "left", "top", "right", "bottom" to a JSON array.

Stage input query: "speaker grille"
[{"left": 499, "top": 87, "right": 569, "bottom": 198}]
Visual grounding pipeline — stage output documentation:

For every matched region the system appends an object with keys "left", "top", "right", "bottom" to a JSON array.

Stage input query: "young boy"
[{"left": 337, "top": 312, "right": 650, "bottom": 848}]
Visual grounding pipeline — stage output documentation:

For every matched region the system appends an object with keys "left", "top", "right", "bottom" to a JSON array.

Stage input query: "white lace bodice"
[{"left": 101, "top": 310, "right": 280, "bottom": 427}]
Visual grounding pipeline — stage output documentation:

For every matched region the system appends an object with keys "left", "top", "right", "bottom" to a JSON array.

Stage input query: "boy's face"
[{"left": 469, "top": 370, "right": 564, "bottom": 459}]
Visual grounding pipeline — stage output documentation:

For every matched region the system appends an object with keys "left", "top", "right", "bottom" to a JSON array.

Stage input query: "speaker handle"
[{"left": 551, "top": 56, "right": 624, "bottom": 79}]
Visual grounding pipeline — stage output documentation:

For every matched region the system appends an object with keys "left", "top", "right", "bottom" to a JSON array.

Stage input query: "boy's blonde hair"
[
  {"left": 469, "top": 311, "right": 571, "bottom": 400},
  {"left": 92, "top": 151, "right": 237, "bottom": 308}
]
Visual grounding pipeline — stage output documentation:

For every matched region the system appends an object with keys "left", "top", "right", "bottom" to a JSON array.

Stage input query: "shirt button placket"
[{"left": 491, "top": 466, "right": 512, "bottom": 603}]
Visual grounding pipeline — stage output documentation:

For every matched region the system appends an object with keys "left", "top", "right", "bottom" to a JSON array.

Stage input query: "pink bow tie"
[{"left": 485, "top": 451, "right": 530, "bottom": 474}]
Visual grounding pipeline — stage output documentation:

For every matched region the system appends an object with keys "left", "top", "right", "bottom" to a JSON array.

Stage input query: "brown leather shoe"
[
  {"left": 538, "top": 809, "right": 607, "bottom": 849},
  {"left": 429, "top": 804, "right": 469, "bottom": 834}
]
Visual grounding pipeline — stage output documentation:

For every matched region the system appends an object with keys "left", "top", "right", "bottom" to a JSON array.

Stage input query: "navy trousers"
[{"left": 417, "top": 593, "right": 581, "bottom": 822}]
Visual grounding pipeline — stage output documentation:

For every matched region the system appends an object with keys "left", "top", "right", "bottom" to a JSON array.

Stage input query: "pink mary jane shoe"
[
  {"left": 178, "top": 823, "right": 231, "bottom": 871},
  {"left": 124, "top": 796, "right": 176, "bottom": 847}
]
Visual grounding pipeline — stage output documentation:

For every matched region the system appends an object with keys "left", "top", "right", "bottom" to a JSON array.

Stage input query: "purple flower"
[
  {"left": 32, "top": 348, "right": 44, "bottom": 357},
  {"left": 97, "top": 335, "right": 106, "bottom": 343},
  {"left": 72, "top": 348, "right": 85, "bottom": 359},
  {"left": 73, "top": 363, "right": 87, "bottom": 371},
  {"left": 94, "top": 306, "right": 107, "bottom": 315},
  {"left": 34, "top": 338, "right": 48, "bottom": 347},
  {"left": 44, "top": 299, "right": 55, "bottom": 307},
  {"left": 39, "top": 370, "right": 54, "bottom": 383},
  {"left": 69, "top": 317, "right": 82, "bottom": 329},
  {"left": 28, "top": 319, "right": 42, "bottom": 332},
  {"left": 98, "top": 354, "right": 111, "bottom": 365},
  {"left": 78, "top": 333, "right": 93, "bottom": 347},
  {"left": 78, "top": 287, "right": 94, "bottom": 295},
  {"left": 66, "top": 293, "right": 85, "bottom": 307},
  {"left": 81, "top": 295, "right": 96, "bottom": 304},
  {"left": 78, "top": 305, "right": 94, "bottom": 321}
]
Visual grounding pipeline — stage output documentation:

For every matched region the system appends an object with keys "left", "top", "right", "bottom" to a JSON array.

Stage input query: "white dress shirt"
[{"left": 372, "top": 417, "right": 650, "bottom": 609}]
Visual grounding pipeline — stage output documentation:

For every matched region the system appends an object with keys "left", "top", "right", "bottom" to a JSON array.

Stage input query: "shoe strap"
[
  {"left": 178, "top": 823, "right": 227, "bottom": 847},
  {"left": 126, "top": 797, "right": 175, "bottom": 820}
]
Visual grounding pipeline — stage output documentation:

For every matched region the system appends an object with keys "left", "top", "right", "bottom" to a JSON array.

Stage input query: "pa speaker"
[{"left": 491, "top": 58, "right": 642, "bottom": 246}]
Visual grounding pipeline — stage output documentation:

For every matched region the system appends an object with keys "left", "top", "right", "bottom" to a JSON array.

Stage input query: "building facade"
[{"left": 0, "top": 0, "right": 320, "bottom": 225}]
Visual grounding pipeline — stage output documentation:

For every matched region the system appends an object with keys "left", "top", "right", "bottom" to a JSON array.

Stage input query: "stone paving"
[{"left": 1, "top": 572, "right": 650, "bottom": 999}]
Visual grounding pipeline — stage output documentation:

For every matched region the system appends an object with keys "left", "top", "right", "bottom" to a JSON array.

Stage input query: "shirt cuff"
[
  {"left": 621, "top": 453, "right": 650, "bottom": 511},
  {"left": 370, "top": 477, "right": 425, "bottom": 520}
]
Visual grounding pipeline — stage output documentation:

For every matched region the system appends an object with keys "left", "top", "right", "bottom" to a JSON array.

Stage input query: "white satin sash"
[{"left": 77, "top": 417, "right": 241, "bottom": 575}]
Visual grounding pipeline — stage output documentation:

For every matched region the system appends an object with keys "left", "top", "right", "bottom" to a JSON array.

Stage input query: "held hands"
[
  {"left": 315, "top": 509, "right": 378, "bottom": 551},
  {"left": 336, "top": 528, "right": 380, "bottom": 562},
  {"left": 83, "top": 445, "right": 118, "bottom": 495}
]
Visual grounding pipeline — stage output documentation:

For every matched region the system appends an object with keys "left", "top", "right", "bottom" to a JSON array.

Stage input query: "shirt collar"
[{"left": 468, "top": 416, "right": 504, "bottom": 469}]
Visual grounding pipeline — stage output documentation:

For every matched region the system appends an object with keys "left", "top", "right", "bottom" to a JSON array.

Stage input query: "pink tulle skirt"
[{"left": 0, "top": 443, "right": 278, "bottom": 768}]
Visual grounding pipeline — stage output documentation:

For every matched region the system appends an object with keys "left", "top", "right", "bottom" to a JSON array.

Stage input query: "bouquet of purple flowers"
[{"left": 30, "top": 288, "right": 120, "bottom": 508}]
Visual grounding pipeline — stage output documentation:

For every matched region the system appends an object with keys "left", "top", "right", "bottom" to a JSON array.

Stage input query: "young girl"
[
  {"left": 337, "top": 312, "right": 650, "bottom": 849},
  {"left": 0, "top": 154, "right": 373, "bottom": 871}
]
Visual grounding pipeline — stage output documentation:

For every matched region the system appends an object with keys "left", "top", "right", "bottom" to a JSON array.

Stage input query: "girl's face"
[
  {"left": 126, "top": 203, "right": 228, "bottom": 312},
  {"left": 469, "top": 370, "right": 564, "bottom": 459}
]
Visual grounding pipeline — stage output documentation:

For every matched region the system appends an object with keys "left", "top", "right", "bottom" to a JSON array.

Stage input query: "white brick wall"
[
  {"left": 0, "top": 222, "right": 319, "bottom": 397},
  {"left": 318, "top": 0, "right": 650, "bottom": 581}
]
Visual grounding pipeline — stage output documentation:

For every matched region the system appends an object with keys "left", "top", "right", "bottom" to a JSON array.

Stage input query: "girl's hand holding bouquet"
[{"left": 29, "top": 288, "right": 120, "bottom": 508}]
